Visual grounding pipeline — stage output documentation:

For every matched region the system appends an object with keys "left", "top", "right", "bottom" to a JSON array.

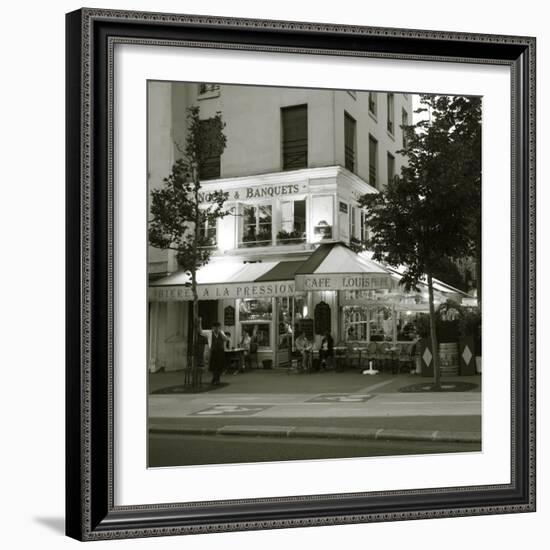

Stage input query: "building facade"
[{"left": 147, "top": 82, "right": 461, "bottom": 372}]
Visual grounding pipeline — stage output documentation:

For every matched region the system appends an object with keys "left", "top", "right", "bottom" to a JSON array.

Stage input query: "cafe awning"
[
  {"left": 294, "top": 243, "right": 392, "bottom": 291},
  {"left": 149, "top": 260, "right": 297, "bottom": 301}
]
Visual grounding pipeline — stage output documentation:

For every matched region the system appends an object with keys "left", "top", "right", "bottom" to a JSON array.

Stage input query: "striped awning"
[{"left": 149, "top": 243, "right": 468, "bottom": 302}]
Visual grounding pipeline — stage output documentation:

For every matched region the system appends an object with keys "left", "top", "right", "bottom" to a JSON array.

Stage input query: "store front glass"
[{"left": 239, "top": 297, "right": 272, "bottom": 348}]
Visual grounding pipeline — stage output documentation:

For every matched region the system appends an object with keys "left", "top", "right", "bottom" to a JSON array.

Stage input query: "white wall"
[{"left": 1, "top": 1, "right": 546, "bottom": 550}]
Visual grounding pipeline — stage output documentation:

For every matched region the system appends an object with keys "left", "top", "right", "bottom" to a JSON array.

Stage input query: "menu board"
[{"left": 223, "top": 305, "right": 235, "bottom": 327}]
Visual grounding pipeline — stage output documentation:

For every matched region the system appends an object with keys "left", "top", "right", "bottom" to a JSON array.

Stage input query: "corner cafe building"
[{"left": 147, "top": 166, "right": 467, "bottom": 372}]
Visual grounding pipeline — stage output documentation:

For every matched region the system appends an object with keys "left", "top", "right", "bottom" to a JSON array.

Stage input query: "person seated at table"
[
  {"left": 295, "top": 331, "right": 313, "bottom": 371},
  {"left": 240, "top": 330, "right": 251, "bottom": 370},
  {"left": 370, "top": 329, "right": 384, "bottom": 342},
  {"left": 319, "top": 330, "right": 334, "bottom": 371}
]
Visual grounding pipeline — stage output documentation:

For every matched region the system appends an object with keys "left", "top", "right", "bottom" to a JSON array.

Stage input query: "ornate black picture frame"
[{"left": 66, "top": 8, "right": 536, "bottom": 541}]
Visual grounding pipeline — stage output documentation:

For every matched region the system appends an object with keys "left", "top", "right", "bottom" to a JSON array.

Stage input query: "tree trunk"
[
  {"left": 189, "top": 162, "right": 201, "bottom": 390},
  {"left": 427, "top": 272, "right": 440, "bottom": 389},
  {"left": 191, "top": 267, "right": 200, "bottom": 389}
]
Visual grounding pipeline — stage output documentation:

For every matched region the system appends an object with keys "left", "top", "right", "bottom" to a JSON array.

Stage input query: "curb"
[{"left": 149, "top": 423, "right": 481, "bottom": 444}]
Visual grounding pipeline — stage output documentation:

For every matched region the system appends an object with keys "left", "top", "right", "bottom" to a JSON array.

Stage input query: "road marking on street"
[
  {"left": 306, "top": 394, "right": 374, "bottom": 403},
  {"left": 380, "top": 401, "right": 480, "bottom": 405},
  {"left": 354, "top": 379, "right": 394, "bottom": 394},
  {"left": 191, "top": 404, "right": 273, "bottom": 416}
]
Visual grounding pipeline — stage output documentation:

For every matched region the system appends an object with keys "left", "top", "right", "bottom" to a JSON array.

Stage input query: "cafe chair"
[
  {"left": 334, "top": 346, "right": 347, "bottom": 372},
  {"left": 376, "top": 342, "right": 392, "bottom": 373},
  {"left": 398, "top": 343, "right": 416, "bottom": 374},
  {"left": 346, "top": 343, "right": 360, "bottom": 370}
]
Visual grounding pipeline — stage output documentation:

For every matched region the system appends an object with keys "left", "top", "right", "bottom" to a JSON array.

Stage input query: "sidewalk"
[{"left": 148, "top": 368, "right": 482, "bottom": 444}]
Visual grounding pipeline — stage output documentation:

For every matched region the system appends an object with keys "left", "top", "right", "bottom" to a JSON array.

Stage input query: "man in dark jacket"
[{"left": 209, "top": 322, "right": 227, "bottom": 385}]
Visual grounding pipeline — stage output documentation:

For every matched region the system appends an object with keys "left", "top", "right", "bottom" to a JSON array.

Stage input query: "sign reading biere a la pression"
[{"left": 149, "top": 281, "right": 295, "bottom": 301}]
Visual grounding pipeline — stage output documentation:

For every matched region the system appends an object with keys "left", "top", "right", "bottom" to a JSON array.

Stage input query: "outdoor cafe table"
[{"left": 225, "top": 347, "right": 246, "bottom": 373}]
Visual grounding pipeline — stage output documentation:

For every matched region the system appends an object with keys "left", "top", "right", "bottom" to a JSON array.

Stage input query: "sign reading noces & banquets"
[{"left": 198, "top": 182, "right": 307, "bottom": 203}]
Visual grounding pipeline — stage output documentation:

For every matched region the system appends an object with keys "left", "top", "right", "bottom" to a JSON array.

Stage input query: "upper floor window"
[
  {"left": 368, "top": 92, "right": 377, "bottom": 116},
  {"left": 349, "top": 206, "right": 357, "bottom": 240},
  {"left": 198, "top": 118, "right": 222, "bottom": 180},
  {"left": 401, "top": 108, "right": 409, "bottom": 148},
  {"left": 198, "top": 216, "right": 217, "bottom": 248},
  {"left": 387, "top": 152, "right": 396, "bottom": 185},
  {"left": 344, "top": 112, "right": 357, "bottom": 173},
  {"left": 240, "top": 204, "right": 272, "bottom": 247},
  {"left": 282, "top": 104, "right": 308, "bottom": 170},
  {"left": 368, "top": 135, "right": 378, "bottom": 188},
  {"left": 387, "top": 93, "right": 395, "bottom": 135},
  {"left": 279, "top": 199, "right": 306, "bottom": 244},
  {"left": 312, "top": 195, "right": 334, "bottom": 242}
]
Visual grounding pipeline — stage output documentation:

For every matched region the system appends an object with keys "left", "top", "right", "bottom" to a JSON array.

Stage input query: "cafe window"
[
  {"left": 344, "top": 307, "right": 368, "bottom": 342},
  {"left": 277, "top": 297, "right": 294, "bottom": 351},
  {"left": 368, "top": 92, "right": 377, "bottom": 116},
  {"left": 387, "top": 93, "right": 395, "bottom": 135},
  {"left": 368, "top": 135, "right": 378, "bottom": 188},
  {"left": 239, "top": 298, "right": 272, "bottom": 321},
  {"left": 198, "top": 118, "right": 222, "bottom": 180},
  {"left": 240, "top": 298, "right": 272, "bottom": 349},
  {"left": 279, "top": 199, "right": 306, "bottom": 244},
  {"left": 387, "top": 152, "right": 395, "bottom": 185},
  {"left": 282, "top": 104, "right": 308, "bottom": 170},
  {"left": 241, "top": 323, "right": 271, "bottom": 349},
  {"left": 240, "top": 204, "right": 272, "bottom": 247},
  {"left": 344, "top": 111, "right": 356, "bottom": 172},
  {"left": 369, "top": 306, "right": 394, "bottom": 341},
  {"left": 311, "top": 195, "right": 334, "bottom": 241}
]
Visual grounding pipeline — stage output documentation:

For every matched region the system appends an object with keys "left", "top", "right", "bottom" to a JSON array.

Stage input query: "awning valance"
[
  {"left": 148, "top": 260, "right": 296, "bottom": 301},
  {"left": 149, "top": 243, "right": 470, "bottom": 303}
]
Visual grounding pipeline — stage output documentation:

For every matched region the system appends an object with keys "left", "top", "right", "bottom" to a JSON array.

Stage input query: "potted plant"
[
  {"left": 458, "top": 307, "right": 482, "bottom": 374},
  {"left": 277, "top": 229, "right": 305, "bottom": 244}
]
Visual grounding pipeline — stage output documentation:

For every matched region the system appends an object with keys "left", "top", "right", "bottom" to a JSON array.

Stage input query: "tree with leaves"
[
  {"left": 149, "top": 106, "right": 228, "bottom": 384},
  {"left": 359, "top": 94, "right": 480, "bottom": 388}
]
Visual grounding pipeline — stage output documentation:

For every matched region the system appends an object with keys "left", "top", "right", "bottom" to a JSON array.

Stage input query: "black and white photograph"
[
  {"left": 1, "top": 0, "right": 542, "bottom": 547},
  {"left": 146, "top": 82, "right": 483, "bottom": 467}
]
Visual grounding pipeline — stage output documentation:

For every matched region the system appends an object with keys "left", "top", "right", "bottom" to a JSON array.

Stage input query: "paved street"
[
  {"left": 149, "top": 432, "right": 481, "bottom": 467},
  {"left": 148, "top": 368, "right": 481, "bottom": 466},
  {"left": 149, "top": 368, "right": 481, "bottom": 421}
]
